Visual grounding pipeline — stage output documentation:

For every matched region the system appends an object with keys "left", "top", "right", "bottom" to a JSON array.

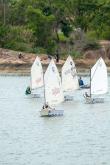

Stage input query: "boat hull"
[
  {"left": 26, "top": 93, "right": 41, "bottom": 98},
  {"left": 85, "top": 97, "right": 104, "bottom": 104},
  {"left": 64, "top": 95, "right": 74, "bottom": 101},
  {"left": 40, "top": 108, "right": 64, "bottom": 117},
  {"left": 31, "top": 93, "right": 41, "bottom": 98},
  {"left": 80, "top": 85, "right": 90, "bottom": 89}
]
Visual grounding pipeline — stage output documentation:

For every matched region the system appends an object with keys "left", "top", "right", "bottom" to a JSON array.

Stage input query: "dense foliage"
[{"left": 0, "top": 0, "right": 110, "bottom": 59}]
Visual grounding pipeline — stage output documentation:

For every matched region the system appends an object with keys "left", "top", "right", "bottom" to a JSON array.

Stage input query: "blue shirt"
[{"left": 79, "top": 79, "right": 84, "bottom": 86}]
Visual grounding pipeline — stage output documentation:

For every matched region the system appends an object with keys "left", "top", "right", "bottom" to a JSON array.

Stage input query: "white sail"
[
  {"left": 62, "top": 55, "right": 79, "bottom": 92},
  {"left": 91, "top": 57, "right": 108, "bottom": 95},
  {"left": 31, "top": 56, "right": 44, "bottom": 89},
  {"left": 44, "top": 59, "right": 64, "bottom": 106}
]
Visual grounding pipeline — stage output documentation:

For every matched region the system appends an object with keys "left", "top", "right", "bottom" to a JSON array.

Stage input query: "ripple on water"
[{"left": 0, "top": 76, "right": 110, "bottom": 165}]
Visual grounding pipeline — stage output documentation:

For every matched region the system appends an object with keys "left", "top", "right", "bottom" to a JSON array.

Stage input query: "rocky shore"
[{"left": 0, "top": 46, "right": 110, "bottom": 76}]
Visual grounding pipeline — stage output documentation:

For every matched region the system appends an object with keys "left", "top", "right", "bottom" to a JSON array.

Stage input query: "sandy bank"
[{"left": 0, "top": 48, "right": 110, "bottom": 76}]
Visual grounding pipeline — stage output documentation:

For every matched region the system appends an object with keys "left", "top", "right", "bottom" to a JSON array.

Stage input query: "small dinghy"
[
  {"left": 40, "top": 107, "right": 64, "bottom": 117},
  {"left": 40, "top": 59, "right": 64, "bottom": 117},
  {"left": 25, "top": 56, "right": 44, "bottom": 98},
  {"left": 84, "top": 57, "right": 108, "bottom": 104}
]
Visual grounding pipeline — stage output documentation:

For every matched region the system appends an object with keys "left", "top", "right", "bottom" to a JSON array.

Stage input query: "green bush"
[
  {"left": 9, "top": 26, "right": 34, "bottom": 43},
  {"left": 1, "top": 25, "right": 35, "bottom": 52},
  {"left": 86, "top": 28, "right": 110, "bottom": 41},
  {"left": 0, "top": 23, "right": 9, "bottom": 47},
  {"left": 101, "top": 30, "right": 110, "bottom": 40},
  {"left": 70, "top": 50, "right": 81, "bottom": 58},
  {"left": 4, "top": 41, "right": 34, "bottom": 52},
  {"left": 86, "top": 31, "right": 98, "bottom": 40},
  {"left": 46, "top": 39, "right": 57, "bottom": 55},
  {"left": 33, "top": 47, "right": 46, "bottom": 54},
  {"left": 59, "top": 33, "right": 69, "bottom": 42}
]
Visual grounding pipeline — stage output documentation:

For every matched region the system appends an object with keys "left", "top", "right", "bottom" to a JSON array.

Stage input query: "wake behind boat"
[
  {"left": 40, "top": 59, "right": 64, "bottom": 117},
  {"left": 84, "top": 57, "right": 108, "bottom": 104}
]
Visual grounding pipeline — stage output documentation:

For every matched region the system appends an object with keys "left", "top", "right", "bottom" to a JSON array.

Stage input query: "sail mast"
[
  {"left": 90, "top": 68, "right": 91, "bottom": 98},
  {"left": 43, "top": 74, "right": 46, "bottom": 104},
  {"left": 30, "top": 74, "right": 33, "bottom": 90}
]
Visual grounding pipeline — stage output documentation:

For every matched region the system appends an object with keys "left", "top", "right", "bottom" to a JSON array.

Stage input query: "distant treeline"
[{"left": 0, "top": 0, "right": 110, "bottom": 58}]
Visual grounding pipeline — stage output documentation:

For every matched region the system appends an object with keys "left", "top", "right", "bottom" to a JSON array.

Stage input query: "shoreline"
[
  {"left": 0, "top": 64, "right": 110, "bottom": 76},
  {"left": 0, "top": 63, "right": 89, "bottom": 76},
  {"left": 0, "top": 66, "right": 90, "bottom": 76},
  {"left": 1, "top": 48, "right": 110, "bottom": 76}
]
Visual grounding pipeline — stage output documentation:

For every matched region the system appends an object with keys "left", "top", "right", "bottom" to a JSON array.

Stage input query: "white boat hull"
[
  {"left": 40, "top": 108, "right": 64, "bottom": 117},
  {"left": 31, "top": 93, "right": 41, "bottom": 98},
  {"left": 85, "top": 97, "right": 104, "bottom": 104},
  {"left": 64, "top": 95, "right": 74, "bottom": 101},
  {"left": 79, "top": 84, "right": 90, "bottom": 89},
  {"left": 26, "top": 93, "right": 41, "bottom": 98}
]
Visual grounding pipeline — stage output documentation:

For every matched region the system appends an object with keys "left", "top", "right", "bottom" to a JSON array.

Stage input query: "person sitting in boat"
[
  {"left": 78, "top": 76, "right": 84, "bottom": 86},
  {"left": 42, "top": 103, "right": 48, "bottom": 109},
  {"left": 25, "top": 86, "right": 31, "bottom": 95},
  {"left": 42, "top": 103, "right": 52, "bottom": 109},
  {"left": 84, "top": 92, "right": 90, "bottom": 98}
]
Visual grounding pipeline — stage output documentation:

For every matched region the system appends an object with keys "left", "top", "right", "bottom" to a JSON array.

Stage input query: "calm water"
[{"left": 0, "top": 76, "right": 110, "bottom": 165}]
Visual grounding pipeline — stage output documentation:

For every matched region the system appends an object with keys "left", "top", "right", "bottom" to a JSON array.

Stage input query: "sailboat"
[
  {"left": 40, "top": 59, "right": 64, "bottom": 117},
  {"left": 25, "top": 56, "right": 44, "bottom": 97},
  {"left": 61, "top": 55, "right": 79, "bottom": 101},
  {"left": 84, "top": 57, "right": 108, "bottom": 104}
]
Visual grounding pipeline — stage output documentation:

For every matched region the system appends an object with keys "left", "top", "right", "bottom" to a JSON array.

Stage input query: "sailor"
[
  {"left": 42, "top": 103, "right": 49, "bottom": 109},
  {"left": 78, "top": 76, "right": 84, "bottom": 86},
  {"left": 25, "top": 86, "right": 31, "bottom": 95},
  {"left": 45, "top": 104, "right": 49, "bottom": 108},
  {"left": 84, "top": 92, "right": 90, "bottom": 98}
]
